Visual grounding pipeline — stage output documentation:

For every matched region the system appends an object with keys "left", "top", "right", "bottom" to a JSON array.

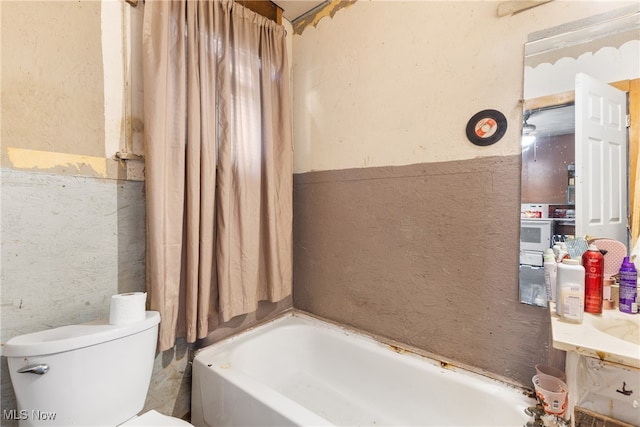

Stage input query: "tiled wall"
[
  {"left": 0, "top": 169, "right": 293, "bottom": 424},
  {"left": 0, "top": 169, "right": 157, "bottom": 423}
]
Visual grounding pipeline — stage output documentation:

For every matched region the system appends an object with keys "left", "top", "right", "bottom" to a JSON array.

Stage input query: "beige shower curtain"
[{"left": 142, "top": 0, "right": 292, "bottom": 351}]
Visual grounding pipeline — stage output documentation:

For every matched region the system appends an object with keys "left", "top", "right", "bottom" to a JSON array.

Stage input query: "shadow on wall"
[
  {"left": 117, "top": 181, "right": 147, "bottom": 295},
  {"left": 144, "top": 339, "right": 193, "bottom": 420}
]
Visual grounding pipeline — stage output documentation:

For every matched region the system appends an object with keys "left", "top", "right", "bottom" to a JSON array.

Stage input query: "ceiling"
[{"left": 272, "top": 0, "right": 326, "bottom": 21}]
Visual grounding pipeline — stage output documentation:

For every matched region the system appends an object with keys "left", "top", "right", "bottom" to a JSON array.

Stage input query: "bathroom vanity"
[{"left": 549, "top": 305, "right": 640, "bottom": 426}]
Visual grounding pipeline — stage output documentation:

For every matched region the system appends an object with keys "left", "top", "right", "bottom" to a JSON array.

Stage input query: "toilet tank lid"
[{"left": 2, "top": 311, "right": 160, "bottom": 358}]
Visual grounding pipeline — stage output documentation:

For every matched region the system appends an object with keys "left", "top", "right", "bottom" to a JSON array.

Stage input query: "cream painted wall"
[
  {"left": 292, "top": 0, "right": 638, "bottom": 174},
  {"left": 2, "top": 1, "right": 120, "bottom": 179},
  {"left": 2, "top": 1, "right": 104, "bottom": 158},
  {"left": 1, "top": 0, "right": 143, "bottom": 180},
  {"left": 102, "top": 0, "right": 129, "bottom": 160}
]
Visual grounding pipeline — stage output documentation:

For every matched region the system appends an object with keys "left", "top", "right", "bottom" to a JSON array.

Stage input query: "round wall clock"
[{"left": 465, "top": 109, "right": 507, "bottom": 146}]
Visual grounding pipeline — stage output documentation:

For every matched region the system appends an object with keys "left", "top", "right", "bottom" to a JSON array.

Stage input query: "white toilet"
[{"left": 4, "top": 311, "right": 193, "bottom": 427}]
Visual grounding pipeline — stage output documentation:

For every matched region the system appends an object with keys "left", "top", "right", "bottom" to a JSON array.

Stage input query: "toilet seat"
[{"left": 120, "top": 410, "right": 194, "bottom": 426}]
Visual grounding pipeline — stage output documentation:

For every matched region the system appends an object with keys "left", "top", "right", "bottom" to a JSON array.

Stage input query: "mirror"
[{"left": 519, "top": 6, "right": 640, "bottom": 307}]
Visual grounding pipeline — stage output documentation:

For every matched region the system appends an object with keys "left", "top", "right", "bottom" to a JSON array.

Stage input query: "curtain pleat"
[{"left": 143, "top": 0, "right": 292, "bottom": 351}]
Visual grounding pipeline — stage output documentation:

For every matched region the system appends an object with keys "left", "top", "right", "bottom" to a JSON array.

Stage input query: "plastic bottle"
[
  {"left": 603, "top": 278, "right": 615, "bottom": 310},
  {"left": 543, "top": 248, "right": 557, "bottom": 303},
  {"left": 557, "top": 242, "right": 570, "bottom": 262},
  {"left": 556, "top": 258, "right": 585, "bottom": 323},
  {"left": 619, "top": 256, "right": 638, "bottom": 314},
  {"left": 583, "top": 244, "right": 604, "bottom": 314}
]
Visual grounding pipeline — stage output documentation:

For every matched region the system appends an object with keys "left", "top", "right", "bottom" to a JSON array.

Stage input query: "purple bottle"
[{"left": 618, "top": 257, "right": 638, "bottom": 314}]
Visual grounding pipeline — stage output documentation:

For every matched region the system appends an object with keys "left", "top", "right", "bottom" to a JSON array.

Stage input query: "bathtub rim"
[{"left": 194, "top": 308, "right": 536, "bottom": 400}]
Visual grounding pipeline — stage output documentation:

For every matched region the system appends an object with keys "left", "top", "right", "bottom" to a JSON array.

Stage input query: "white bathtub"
[{"left": 191, "top": 312, "right": 535, "bottom": 426}]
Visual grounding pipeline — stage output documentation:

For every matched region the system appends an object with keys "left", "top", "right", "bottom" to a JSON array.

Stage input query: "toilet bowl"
[{"left": 4, "top": 311, "right": 193, "bottom": 427}]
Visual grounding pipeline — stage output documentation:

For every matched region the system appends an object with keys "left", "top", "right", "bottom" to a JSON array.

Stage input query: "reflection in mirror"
[
  {"left": 521, "top": 104, "right": 575, "bottom": 208},
  {"left": 520, "top": 103, "right": 577, "bottom": 307},
  {"left": 519, "top": 6, "right": 640, "bottom": 307}
]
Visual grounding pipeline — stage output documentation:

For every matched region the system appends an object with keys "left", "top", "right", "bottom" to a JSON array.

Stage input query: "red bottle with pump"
[{"left": 583, "top": 244, "right": 604, "bottom": 314}]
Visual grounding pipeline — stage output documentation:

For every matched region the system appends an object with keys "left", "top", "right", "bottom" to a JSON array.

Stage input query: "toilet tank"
[{"left": 3, "top": 311, "right": 161, "bottom": 427}]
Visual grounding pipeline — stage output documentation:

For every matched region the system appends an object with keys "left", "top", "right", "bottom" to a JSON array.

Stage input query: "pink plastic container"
[{"left": 532, "top": 374, "right": 568, "bottom": 416}]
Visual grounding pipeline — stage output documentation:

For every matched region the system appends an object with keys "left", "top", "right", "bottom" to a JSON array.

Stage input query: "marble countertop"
[{"left": 549, "top": 303, "right": 640, "bottom": 369}]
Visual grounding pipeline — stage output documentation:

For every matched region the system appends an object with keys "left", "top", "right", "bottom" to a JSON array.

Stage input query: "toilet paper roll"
[{"left": 109, "top": 292, "right": 147, "bottom": 325}]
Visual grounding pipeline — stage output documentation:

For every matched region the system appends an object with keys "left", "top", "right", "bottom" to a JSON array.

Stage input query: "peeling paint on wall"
[
  {"left": 293, "top": 0, "right": 357, "bottom": 35},
  {"left": 5, "top": 147, "right": 121, "bottom": 179}
]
